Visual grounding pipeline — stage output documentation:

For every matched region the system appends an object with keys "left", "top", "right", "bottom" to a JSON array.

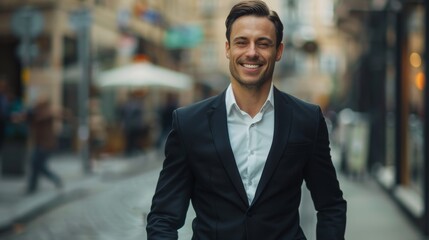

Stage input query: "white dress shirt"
[{"left": 225, "top": 84, "right": 275, "bottom": 205}]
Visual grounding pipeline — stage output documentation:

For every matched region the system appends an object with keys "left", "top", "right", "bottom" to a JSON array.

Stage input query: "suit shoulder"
[{"left": 277, "top": 91, "right": 324, "bottom": 137}]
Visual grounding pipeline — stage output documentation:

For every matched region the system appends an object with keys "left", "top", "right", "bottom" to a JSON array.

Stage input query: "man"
[
  {"left": 147, "top": 1, "right": 347, "bottom": 239},
  {"left": 26, "top": 96, "right": 63, "bottom": 194}
]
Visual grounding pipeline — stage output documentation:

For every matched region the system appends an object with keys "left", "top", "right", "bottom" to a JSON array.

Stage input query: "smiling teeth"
[{"left": 243, "top": 64, "right": 259, "bottom": 69}]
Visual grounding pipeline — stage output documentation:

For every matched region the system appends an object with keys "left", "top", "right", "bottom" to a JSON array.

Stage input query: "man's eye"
[{"left": 258, "top": 43, "right": 270, "bottom": 48}]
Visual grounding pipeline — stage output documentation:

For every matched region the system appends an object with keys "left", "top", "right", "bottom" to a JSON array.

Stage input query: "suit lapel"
[
  {"left": 207, "top": 92, "right": 249, "bottom": 207},
  {"left": 252, "top": 88, "right": 293, "bottom": 206}
]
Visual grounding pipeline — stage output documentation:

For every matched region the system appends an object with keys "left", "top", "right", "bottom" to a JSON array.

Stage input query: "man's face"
[{"left": 225, "top": 15, "right": 283, "bottom": 89}]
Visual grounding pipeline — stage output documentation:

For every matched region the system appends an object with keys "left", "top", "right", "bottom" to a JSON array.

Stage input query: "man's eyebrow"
[
  {"left": 256, "top": 37, "right": 274, "bottom": 43},
  {"left": 232, "top": 36, "right": 248, "bottom": 42}
]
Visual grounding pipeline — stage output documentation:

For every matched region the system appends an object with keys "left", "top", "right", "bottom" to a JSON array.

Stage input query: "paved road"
[
  {"left": 1, "top": 163, "right": 424, "bottom": 240},
  {"left": 2, "top": 166, "right": 159, "bottom": 240}
]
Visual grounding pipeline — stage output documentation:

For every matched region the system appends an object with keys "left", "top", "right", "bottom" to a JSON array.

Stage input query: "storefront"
[
  {"left": 379, "top": 0, "right": 428, "bottom": 235},
  {"left": 334, "top": 0, "right": 428, "bottom": 235}
]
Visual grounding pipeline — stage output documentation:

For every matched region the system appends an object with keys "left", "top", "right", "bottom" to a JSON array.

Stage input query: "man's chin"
[{"left": 237, "top": 78, "right": 266, "bottom": 89}]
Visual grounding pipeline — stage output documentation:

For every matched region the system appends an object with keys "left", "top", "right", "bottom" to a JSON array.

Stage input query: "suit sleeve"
[
  {"left": 146, "top": 110, "right": 193, "bottom": 240},
  {"left": 304, "top": 107, "right": 347, "bottom": 240}
]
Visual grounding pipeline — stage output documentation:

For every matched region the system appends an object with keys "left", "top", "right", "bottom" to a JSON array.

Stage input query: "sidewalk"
[
  {"left": 0, "top": 150, "right": 161, "bottom": 235},
  {"left": 330, "top": 145, "right": 425, "bottom": 240},
  {"left": 0, "top": 147, "right": 425, "bottom": 239},
  {"left": 340, "top": 174, "right": 423, "bottom": 240}
]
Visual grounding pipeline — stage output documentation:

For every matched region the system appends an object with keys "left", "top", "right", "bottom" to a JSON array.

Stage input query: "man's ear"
[
  {"left": 276, "top": 42, "right": 284, "bottom": 61},
  {"left": 225, "top": 41, "right": 230, "bottom": 59}
]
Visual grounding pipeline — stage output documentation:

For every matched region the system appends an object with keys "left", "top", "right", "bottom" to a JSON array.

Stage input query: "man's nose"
[{"left": 245, "top": 44, "right": 259, "bottom": 58}]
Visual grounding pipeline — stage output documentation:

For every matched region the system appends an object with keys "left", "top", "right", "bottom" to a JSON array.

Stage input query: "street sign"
[
  {"left": 69, "top": 8, "right": 92, "bottom": 30},
  {"left": 11, "top": 6, "right": 44, "bottom": 38},
  {"left": 17, "top": 42, "right": 39, "bottom": 62}
]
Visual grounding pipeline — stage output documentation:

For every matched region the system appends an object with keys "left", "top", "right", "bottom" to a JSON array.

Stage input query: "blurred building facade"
[
  {"left": 277, "top": 0, "right": 341, "bottom": 110},
  {"left": 335, "top": 0, "right": 429, "bottom": 236},
  {"left": 0, "top": 0, "right": 202, "bottom": 168}
]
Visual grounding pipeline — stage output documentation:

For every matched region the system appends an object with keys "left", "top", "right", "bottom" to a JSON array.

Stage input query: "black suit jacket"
[{"left": 147, "top": 87, "right": 347, "bottom": 240}]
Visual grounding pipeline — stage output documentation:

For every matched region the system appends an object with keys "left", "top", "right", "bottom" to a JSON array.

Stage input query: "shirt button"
[{"left": 250, "top": 123, "right": 255, "bottom": 127}]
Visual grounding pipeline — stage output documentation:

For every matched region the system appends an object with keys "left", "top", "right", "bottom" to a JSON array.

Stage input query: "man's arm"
[
  {"left": 304, "top": 108, "right": 347, "bottom": 240},
  {"left": 146, "top": 110, "right": 193, "bottom": 240}
]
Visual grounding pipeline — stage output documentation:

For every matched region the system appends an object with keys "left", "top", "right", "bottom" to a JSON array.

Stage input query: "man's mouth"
[{"left": 242, "top": 64, "right": 261, "bottom": 69}]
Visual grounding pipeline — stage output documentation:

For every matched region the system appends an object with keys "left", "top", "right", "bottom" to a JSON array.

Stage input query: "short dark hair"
[{"left": 225, "top": 0, "right": 284, "bottom": 48}]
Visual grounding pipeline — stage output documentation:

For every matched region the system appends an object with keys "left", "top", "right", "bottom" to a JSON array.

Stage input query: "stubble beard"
[
  {"left": 236, "top": 76, "right": 266, "bottom": 90},
  {"left": 229, "top": 63, "right": 273, "bottom": 90}
]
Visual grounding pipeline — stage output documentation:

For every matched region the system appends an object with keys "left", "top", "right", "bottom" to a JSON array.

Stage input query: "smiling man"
[{"left": 146, "top": 1, "right": 347, "bottom": 239}]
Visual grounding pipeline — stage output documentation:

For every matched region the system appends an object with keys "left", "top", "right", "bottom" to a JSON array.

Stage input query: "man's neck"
[{"left": 231, "top": 82, "right": 271, "bottom": 118}]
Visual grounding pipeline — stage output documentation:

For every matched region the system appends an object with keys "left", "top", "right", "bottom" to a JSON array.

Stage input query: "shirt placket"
[
  {"left": 246, "top": 114, "right": 262, "bottom": 203},
  {"left": 248, "top": 122, "right": 255, "bottom": 188}
]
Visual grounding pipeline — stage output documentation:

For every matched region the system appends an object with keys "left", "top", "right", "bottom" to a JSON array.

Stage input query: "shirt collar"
[{"left": 225, "top": 83, "right": 275, "bottom": 116}]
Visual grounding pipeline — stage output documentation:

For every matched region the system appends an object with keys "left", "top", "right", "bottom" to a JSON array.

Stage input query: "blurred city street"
[
  {"left": 0, "top": 0, "right": 429, "bottom": 238},
  {"left": 0, "top": 150, "right": 162, "bottom": 240},
  {"left": 0, "top": 147, "right": 424, "bottom": 240}
]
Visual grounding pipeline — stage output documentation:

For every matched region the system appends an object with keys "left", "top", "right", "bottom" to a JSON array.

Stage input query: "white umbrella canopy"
[{"left": 95, "top": 62, "right": 193, "bottom": 91}]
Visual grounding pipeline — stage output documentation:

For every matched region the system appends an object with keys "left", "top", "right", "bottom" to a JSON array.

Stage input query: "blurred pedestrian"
[
  {"left": 6, "top": 92, "right": 27, "bottom": 141},
  {"left": 147, "top": 1, "right": 346, "bottom": 239},
  {"left": 89, "top": 98, "right": 106, "bottom": 163},
  {"left": 24, "top": 95, "right": 63, "bottom": 194},
  {"left": 118, "top": 91, "right": 145, "bottom": 157},
  {"left": 0, "top": 79, "right": 10, "bottom": 150},
  {"left": 156, "top": 92, "right": 178, "bottom": 150}
]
